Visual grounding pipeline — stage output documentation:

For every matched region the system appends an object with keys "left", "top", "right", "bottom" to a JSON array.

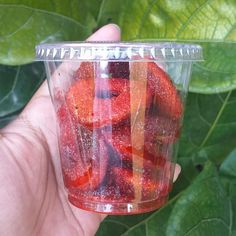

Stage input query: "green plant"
[{"left": 0, "top": 0, "right": 236, "bottom": 235}]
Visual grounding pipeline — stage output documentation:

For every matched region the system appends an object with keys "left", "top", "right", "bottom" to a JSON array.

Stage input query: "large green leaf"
[
  {"left": 178, "top": 90, "right": 236, "bottom": 163},
  {"left": 190, "top": 42, "right": 236, "bottom": 93},
  {"left": 0, "top": 0, "right": 100, "bottom": 26},
  {"left": 1, "top": 0, "right": 236, "bottom": 92},
  {"left": 96, "top": 196, "right": 179, "bottom": 236},
  {"left": 97, "top": 161, "right": 236, "bottom": 236},
  {"left": 97, "top": 0, "right": 236, "bottom": 93},
  {"left": 0, "top": 62, "right": 45, "bottom": 117},
  {"left": 0, "top": 1, "right": 99, "bottom": 65},
  {"left": 220, "top": 149, "right": 236, "bottom": 179},
  {"left": 166, "top": 162, "right": 231, "bottom": 236},
  {"left": 96, "top": 212, "right": 153, "bottom": 236},
  {"left": 219, "top": 149, "right": 236, "bottom": 235}
]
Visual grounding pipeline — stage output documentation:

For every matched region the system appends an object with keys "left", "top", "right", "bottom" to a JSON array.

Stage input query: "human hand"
[{"left": 0, "top": 24, "right": 181, "bottom": 236}]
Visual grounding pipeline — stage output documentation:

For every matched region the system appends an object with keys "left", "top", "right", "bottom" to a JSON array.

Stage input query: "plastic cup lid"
[{"left": 35, "top": 41, "right": 203, "bottom": 62}]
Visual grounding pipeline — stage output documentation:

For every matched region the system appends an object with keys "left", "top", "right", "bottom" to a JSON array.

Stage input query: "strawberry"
[
  {"left": 108, "top": 62, "right": 129, "bottom": 79},
  {"left": 102, "top": 115, "right": 179, "bottom": 165},
  {"left": 66, "top": 78, "right": 152, "bottom": 128},
  {"left": 112, "top": 167, "right": 170, "bottom": 201},
  {"left": 76, "top": 62, "right": 94, "bottom": 79},
  {"left": 75, "top": 61, "right": 182, "bottom": 120},
  {"left": 57, "top": 105, "right": 109, "bottom": 190},
  {"left": 147, "top": 62, "right": 183, "bottom": 120},
  {"left": 76, "top": 61, "right": 129, "bottom": 80},
  {"left": 68, "top": 184, "right": 133, "bottom": 205}
]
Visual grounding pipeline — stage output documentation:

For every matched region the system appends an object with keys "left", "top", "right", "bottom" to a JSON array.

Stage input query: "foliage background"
[{"left": 0, "top": 0, "right": 236, "bottom": 235}]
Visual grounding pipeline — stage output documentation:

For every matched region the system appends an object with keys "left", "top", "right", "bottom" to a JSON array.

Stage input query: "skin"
[{"left": 0, "top": 24, "right": 181, "bottom": 236}]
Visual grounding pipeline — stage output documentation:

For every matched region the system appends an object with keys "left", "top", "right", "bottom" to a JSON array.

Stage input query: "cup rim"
[{"left": 35, "top": 41, "right": 203, "bottom": 62}]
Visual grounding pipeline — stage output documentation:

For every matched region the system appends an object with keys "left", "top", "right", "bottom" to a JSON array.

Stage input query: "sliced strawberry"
[
  {"left": 145, "top": 115, "right": 180, "bottom": 144},
  {"left": 102, "top": 115, "right": 179, "bottom": 165},
  {"left": 108, "top": 62, "right": 129, "bottom": 79},
  {"left": 76, "top": 62, "right": 94, "bottom": 79},
  {"left": 68, "top": 186, "right": 134, "bottom": 210},
  {"left": 57, "top": 105, "right": 109, "bottom": 190},
  {"left": 66, "top": 78, "right": 152, "bottom": 128},
  {"left": 113, "top": 167, "right": 170, "bottom": 201},
  {"left": 147, "top": 62, "right": 183, "bottom": 120},
  {"left": 76, "top": 61, "right": 129, "bottom": 80}
]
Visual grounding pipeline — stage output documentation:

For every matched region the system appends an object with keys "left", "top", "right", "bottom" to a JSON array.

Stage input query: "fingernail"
[{"left": 108, "top": 23, "right": 121, "bottom": 33}]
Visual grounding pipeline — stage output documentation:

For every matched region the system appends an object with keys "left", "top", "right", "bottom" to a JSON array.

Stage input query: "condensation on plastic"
[{"left": 35, "top": 42, "right": 203, "bottom": 62}]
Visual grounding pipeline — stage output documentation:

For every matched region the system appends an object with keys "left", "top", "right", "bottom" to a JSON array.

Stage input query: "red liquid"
[{"left": 56, "top": 61, "right": 182, "bottom": 214}]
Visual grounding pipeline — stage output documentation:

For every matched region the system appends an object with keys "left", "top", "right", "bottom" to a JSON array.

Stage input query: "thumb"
[
  {"left": 1, "top": 24, "right": 121, "bottom": 147},
  {"left": 33, "top": 23, "right": 121, "bottom": 99},
  {"left": 3, "top": 24, "right": 121, "bottom": 130}
]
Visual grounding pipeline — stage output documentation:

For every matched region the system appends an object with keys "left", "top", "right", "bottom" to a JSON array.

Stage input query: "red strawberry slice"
[
  {"left": 147, "top": 62, "right": 183, "bottom": 119},
  {"left": 145, "top": 115, "right": 180, "bottom": 144},
  {"left": 68, "top": 184, "right": 134, "bottom": 205},
  {"left": 66, "top": 78, "right": 152, "bottom": 128},
  {"left": 57, "top": 105, "right": 109, "bottom": 190},
  {"left": 76, "top": 61, "right": 129, "bottom": 80},
  {"left": 76, "top": 62, "right": 94, "bottom": 79},
  {"left": 108, "top": 62, "right": 129, "bottom": 79},
  {"left": 113, "top": 167, "right": 170, "bottom": 201},
  {"left": 102, "top": 115, "right": 179, "bottom": 164}
]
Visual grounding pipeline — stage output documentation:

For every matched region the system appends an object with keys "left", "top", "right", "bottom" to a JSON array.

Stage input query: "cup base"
[{"left": 68, "top": 194, "right": 168, "bottom": 215}]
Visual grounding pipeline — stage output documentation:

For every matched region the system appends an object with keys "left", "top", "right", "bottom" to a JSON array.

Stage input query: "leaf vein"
[
  {"left": 199, "top": 90, "right": 232, "bottom": 148},
  {"left": 184, "top": 218, "right": 230, "bottom": 236},
  {"left": 0, "top": 4, "right": 86, "bottom": 29},
  {"left": 104, "top": 219, "right": 130, "bottom": 229},
  {"left": 0, "top": 13, "right": 34, "bottom": 39},
  {"left": 176, "top": 0, "right": 212, "bottom": 38},
  {"left": 0, "top": 66, "right": 20, "bottom": 104},
  {"left": 136, "top": 0, "right": 157, "bottom": 38},
  {"left": 96, "top": 0, "right": 106, "bottom": 25}
]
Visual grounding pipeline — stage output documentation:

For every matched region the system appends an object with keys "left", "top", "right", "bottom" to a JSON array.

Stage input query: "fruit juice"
[{"left": 56, "top": 61, "right": 182, "bottom": 214}]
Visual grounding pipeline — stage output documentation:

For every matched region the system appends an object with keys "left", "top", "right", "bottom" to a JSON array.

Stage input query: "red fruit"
[
  {"left": 145, "top": 115, "right": 180, "bottom": 144},
  {"left": 76, "top": 62, "right": 94, "bottom": 79},
  {"left": 66, "top": 78, "right": 151, "bottom": 128},
  {"left": 57, "top": 105, "right": 109, "bottom": 190},
  {"left": 76, "top": 61, "right": 129, "bottom": 80},
  {"left": 147, "top": 62, "right": 183, "bottom": 119},
  {"left": 108, "top": 62, "right": 129, "bottom": 79},
  {"left": 68, "top": 184, "right": 134, "bottom": 205},
  {"left": 113, "top": 167, "right": 170, "bottom": 200},
  {"left": 102, "top": 115, "right": 179, "bottom": 164}
]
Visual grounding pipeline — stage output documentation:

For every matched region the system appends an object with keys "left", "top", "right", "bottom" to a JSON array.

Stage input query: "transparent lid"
[{"left": 35, "top": 41, "right": 203, "bottom": 62}]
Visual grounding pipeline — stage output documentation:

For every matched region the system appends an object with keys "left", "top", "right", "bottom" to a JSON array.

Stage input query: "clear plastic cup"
[{"left": 35, "top": 42, "right": 202, "bottom": 214}]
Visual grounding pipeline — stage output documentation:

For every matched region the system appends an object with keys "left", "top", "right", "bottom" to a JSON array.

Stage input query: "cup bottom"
[{"left": 68, "top": 194, "right": 168, "bottom": 215}]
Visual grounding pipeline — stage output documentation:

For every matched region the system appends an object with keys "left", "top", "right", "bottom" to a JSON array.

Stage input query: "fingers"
[
  {"left": 173, "top": 164, "right": 181, "bottom": 182},
  {"left": 87, "top": 24, "right": 121, "bottom": 41},
  {"left": 34, "top": 23, "right": 121, "bottom": 98}
]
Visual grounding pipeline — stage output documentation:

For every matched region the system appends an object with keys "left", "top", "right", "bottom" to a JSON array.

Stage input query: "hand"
[{"left": 0, "top": 24, "right": 181, "bottom": 236}]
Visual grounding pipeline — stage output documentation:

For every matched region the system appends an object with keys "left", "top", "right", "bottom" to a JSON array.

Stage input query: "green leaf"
[
  {"left": 219, "top": 150, "right": 236, "bottom": 235},
  {"left": 171, "top": 157, "right": 200, "bottom": 196},
  {"left": 0, "top": 114, "right": 17, "bottom": 128},
  {"left": 1, "top": 0, "right": 236, "bottom": 92},
  {"left": 166, "top": 162, "right": 231, "bottom": 236},
  {"left": 96, "top": 212, "right": 152, "bottom": 236},
  {"left": 0, "top": 0, "right": 100, "bottom": 26},
  {"left": 98, "top": 0, "right": 236, "bottom": 93},
  {"left": 96, "top": 197, "right": 179, "bottom": 236},
  {"left": 0, "top": 62, "right": 45, "bottom": 117},
  {"left": 220, "top": 149, "right": 236, "bottom": 179},
  {"left": 179, "top": 90, "right": 236, "bottom": 163},
  {"left": 0, "top": 3, "right": 93, "bottom": 65},
  {"left": 190, "top": 42, "right": 236, "bottom": 93}
]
